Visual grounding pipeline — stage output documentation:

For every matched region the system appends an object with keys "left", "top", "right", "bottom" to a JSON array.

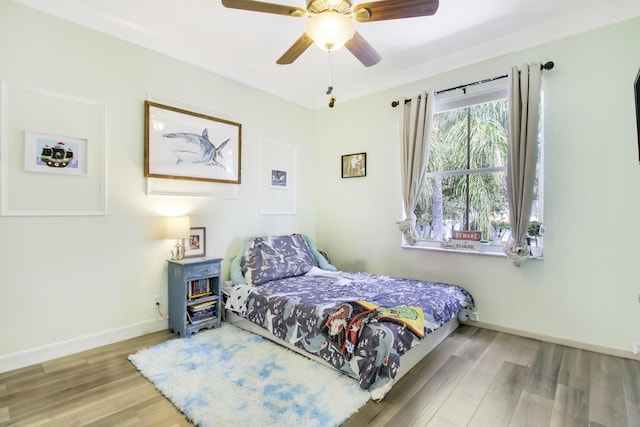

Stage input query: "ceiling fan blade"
[
  {"left": 276, "top": 34, "right": 314, "bottom": 65},
  {"left": 221, "top": 0, "right": 306, "bottom": 17},
  {"left": 345, "top": 31, "right": 381, "bottom": 67},
  {"left": 353, "top": 0, "right": 439, "bottom": 22}
]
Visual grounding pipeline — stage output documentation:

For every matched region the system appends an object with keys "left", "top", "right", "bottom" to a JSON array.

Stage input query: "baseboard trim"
[
  {"left": 3, "top": 318, "right": 635, "bottom": 374},
  {"left": 0, "top": 318, "right": 168, "bottom": 373},
  {"left": 462, "top": 320, "right": 638, "bottom": 360}
]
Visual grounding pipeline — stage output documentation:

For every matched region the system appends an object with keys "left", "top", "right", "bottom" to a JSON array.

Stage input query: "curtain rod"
[{"left": 390, "top": 61, "right": 555, "bottom": 108}]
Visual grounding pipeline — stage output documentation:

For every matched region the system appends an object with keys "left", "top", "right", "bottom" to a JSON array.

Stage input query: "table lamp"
[{"left": 164, "top": 216, "right": 190, "bottom": 260}]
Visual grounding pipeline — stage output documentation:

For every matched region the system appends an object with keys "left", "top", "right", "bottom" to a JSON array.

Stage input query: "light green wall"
[
  {"left": 1, "top": 0, "right": 638, "bottom": 368},
  {"left": 314, "top": 18, "right": 640, "bottom": 353},
  {"left": 0, "top": 1, "right": 316, "bottom": 361}
]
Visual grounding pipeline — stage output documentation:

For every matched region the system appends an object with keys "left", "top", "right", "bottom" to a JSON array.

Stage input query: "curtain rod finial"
[
  {"left": 391, "top": 100, "right": 399, "bottom": 108},
  {"left": 542, "top": 61, "right": 554, "bottom": 70}
]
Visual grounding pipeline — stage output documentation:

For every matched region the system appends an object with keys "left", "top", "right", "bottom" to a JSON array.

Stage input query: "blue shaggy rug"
[{"left": 129, "top": 323, "right": 370, "bottom": 426}]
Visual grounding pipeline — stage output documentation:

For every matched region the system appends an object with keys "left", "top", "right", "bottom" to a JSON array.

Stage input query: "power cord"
[{"left": 156, "top": 301, "right": 168, "bottom": 320}]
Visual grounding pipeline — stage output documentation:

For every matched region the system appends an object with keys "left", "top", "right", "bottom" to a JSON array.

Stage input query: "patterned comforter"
[{"left": 225, "top": 268, "right": 474, "bottom": 400}]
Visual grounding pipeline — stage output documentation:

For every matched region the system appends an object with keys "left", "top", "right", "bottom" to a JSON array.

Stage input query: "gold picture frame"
[{"left": 144, "top": 101, "right": 241, "bottom": 184}]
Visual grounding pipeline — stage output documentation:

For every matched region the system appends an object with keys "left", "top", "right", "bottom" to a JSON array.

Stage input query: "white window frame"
[{"left": 402, "top": 80, "right": 544, "bottom": 257}]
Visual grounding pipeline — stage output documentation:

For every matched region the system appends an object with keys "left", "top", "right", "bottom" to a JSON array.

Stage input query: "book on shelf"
[
  {"left": 187, "top": 307, "right": 215, "bottom": 324},
  {"left": 189, "top": 300, "right": 217, "bottom": 312},
  {"left": 189, "top": 291, "right": 212, "bottom": 300},
  {"left": 188, "top": 303, "right": 216, "bottom": 314},
  {"left": 190, "top": 317, "right": 214, "bottom": 324},
  {"left": 188, "top": 278, "right": 213, "bottom": 300}
]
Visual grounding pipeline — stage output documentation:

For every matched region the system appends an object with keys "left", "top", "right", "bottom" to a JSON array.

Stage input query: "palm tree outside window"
[{"left": 413, "top": 85, "right": 543, "bottom": 253}]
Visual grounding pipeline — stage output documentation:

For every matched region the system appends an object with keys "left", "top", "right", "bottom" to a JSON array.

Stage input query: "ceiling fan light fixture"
[
  {"left": 307, "top": 0, "right": 352, "bottom": 15},
  {"left": 305, "top": 12, "right": 355, "bottom": 51}
]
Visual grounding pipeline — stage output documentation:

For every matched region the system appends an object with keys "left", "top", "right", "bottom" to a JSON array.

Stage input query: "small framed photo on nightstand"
[{"left": 184, "top": 227, "right": 206, "bottom": 258}]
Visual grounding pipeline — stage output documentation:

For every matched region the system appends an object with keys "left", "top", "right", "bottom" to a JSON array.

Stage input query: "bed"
[{"left": 223, "top": 234, "right": 475, "bottom": 401}]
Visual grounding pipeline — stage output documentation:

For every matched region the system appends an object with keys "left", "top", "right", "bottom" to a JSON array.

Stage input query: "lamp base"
[{"left": 171, "top": 242, "right": 185, "bottom": 260}]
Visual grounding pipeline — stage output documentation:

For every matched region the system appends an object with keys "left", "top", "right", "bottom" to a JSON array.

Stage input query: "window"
[{"left": 413, "top": 83, "right": 543, "bottom": 254}]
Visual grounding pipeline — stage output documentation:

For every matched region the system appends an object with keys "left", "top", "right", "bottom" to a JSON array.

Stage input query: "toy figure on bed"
[{"left": 225, "top": 234, "right": 474, "bottom": 401}]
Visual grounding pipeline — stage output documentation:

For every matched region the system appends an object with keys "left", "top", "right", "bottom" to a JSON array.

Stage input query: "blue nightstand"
[{"left": 167, "top": 257, "right": 222, "bottom": 337}]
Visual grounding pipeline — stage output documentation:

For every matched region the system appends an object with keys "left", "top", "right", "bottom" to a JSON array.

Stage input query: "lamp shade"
[
  {"left": 163, "top": 216, "right": 190, "bottom": 239},
  {"left": 306, "top": 12, "right": 355, "bottom": 51}
]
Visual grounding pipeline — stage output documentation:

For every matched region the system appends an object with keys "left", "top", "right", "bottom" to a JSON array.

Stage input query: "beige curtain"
[
  {"left": 397, "top": 90, "right": 435, "bottom": 245},
  {"left": 504, "top": 64, "right": 542, "bottom": 265}
]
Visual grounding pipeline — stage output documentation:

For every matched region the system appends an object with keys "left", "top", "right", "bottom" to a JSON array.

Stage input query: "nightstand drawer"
[{"left": 184, "top": 262, "right": 220, "bottom": 279}]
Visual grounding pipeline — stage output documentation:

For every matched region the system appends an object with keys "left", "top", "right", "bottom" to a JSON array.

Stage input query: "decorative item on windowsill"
[
  {"left": 164, "top": 216, "right": 190, "bottom": 260},
  {"left": 527, "top": 221, "right": 544, "bottom": 258}
]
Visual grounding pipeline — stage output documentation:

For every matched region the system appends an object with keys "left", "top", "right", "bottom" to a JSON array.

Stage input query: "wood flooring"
[{"left": 1, "top": 325, "right": 639, "bottom": 426}]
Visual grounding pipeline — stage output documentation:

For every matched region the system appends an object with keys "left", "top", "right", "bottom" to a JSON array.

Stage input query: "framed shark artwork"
[{"left": 144, "top": 101, "right": 241, "bottom": 184}]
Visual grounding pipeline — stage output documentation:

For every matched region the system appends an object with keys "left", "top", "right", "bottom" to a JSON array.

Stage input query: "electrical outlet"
[
  {"left": 468, "top": 311, "right": 480, "bottom": 322},
  {"left": 153, "top": 294, "right": 161, "bottom": 308},
  {"left": 634, "top": 342, "right": 640, "bottom": 355}
]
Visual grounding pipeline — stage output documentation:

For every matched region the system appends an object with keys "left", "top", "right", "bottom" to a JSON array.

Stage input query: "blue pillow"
[
  {"left": 241, "top": 234, "right": 318, "bottom": 285},
  {"left": 230, "top": 234, "right": 336, "bottom": 285}
]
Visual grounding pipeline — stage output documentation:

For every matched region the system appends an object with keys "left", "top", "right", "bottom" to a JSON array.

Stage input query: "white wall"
[
  {"left": 1, "top": 0, "right": 638, "bottom": 372},
  {"left": 0, "top": 1, "right": 316, "bottom": 369},
  {"left": 314, "top": 18, "right": 640, "bottom": 355}
]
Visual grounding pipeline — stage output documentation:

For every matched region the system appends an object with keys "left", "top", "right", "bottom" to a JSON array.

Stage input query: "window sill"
[{"left": 402, "top": 242, "right": 543, "bottom": 260}]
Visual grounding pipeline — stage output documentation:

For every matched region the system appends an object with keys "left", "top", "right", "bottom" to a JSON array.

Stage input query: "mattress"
[{"left": 223, "top": 267, "right": 474, "bottom": 400}]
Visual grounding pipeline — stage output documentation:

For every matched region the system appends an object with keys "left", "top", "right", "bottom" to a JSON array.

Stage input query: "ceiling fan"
[{"left": 221, "top": 0, "right": 440, "bottom": 67}]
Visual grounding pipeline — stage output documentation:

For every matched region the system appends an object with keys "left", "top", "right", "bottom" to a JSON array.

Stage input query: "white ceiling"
[{"left": 12, "top": 0, "right": 640, "bottom": 109}]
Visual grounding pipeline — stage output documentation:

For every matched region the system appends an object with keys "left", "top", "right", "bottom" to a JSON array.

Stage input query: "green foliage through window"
[{"left": 415, "top": 98, "right": 528, "bottom": 244}]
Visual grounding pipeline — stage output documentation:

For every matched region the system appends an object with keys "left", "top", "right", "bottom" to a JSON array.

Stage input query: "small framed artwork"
[
  {"left": 341, "top": 152, "right": 366, "bottom": 178},
  {"left": 270, "top": 169, "right": 287, "bottom": 188},
  {"left": 144, "top": 101, "right": 242, "bottom": 184},
  {"left": 259, "top": 139, "right": 296, "bottom": 214},
  {"left": 24, "top": 131, "right": 88, "bottom": 175},
  {"left": 184, "top": 227, "right": 206, "bottom": 258}
]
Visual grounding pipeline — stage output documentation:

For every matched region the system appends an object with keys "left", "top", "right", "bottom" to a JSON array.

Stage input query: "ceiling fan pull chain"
[
  {"left": 326, "top": 50, "right": 334, "bottom": 95},
  {"left": 327, "top": 49, "right": 336, "bottom": 108}
]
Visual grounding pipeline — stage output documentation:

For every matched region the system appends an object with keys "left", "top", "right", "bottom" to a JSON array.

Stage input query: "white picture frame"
[
  {"left": 259, "top": 139, "right": 296, "bottom": 215},
  {"left": 0, "top": 82, "right": 107, "bottom": 216},
  {"left": 24, "top": 131, "right": 88, "bottom": 175},
  {"left": 184, "top": 227, "right": 206, "bottom": 258}
]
